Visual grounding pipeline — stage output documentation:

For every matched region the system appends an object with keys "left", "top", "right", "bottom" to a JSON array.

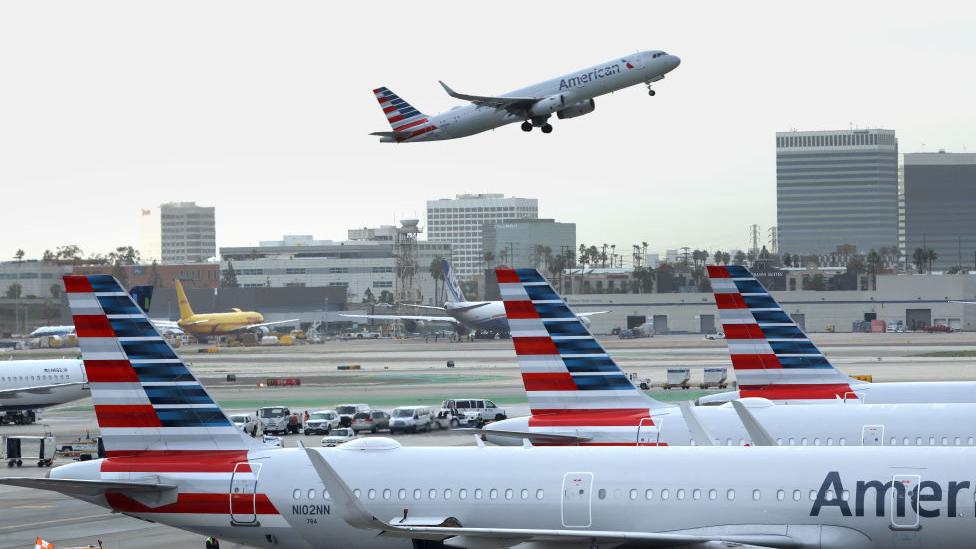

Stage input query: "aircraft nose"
[{"left": 668, "top": 55, "right": 681, "bottom": 71}]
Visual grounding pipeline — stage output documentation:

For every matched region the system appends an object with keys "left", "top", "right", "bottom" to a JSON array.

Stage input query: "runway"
[{"left": 2, "top": 332, "right": 976, "bottom": 549}]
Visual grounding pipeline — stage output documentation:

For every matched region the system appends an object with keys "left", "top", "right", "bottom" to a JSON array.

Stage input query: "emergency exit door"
[
  {"left": 861, "top": 425, "right": 884, "bottom": 446},
  {"left": 230, "top": 462, "right": 262, "bottom": 525},
  {"left": 637, "top": 418, "right": 659, "bottom": 446},
  {"left": 562, "top": 472, "right": 593, "bottom": 527}
]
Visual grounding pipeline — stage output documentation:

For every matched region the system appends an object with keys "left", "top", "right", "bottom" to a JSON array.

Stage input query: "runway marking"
[
  {"left": 10, "top": 505, "right": 54, "bottom": 508},
  {"left": 0, "top": 513, "right": 112, "bottom": 530}
]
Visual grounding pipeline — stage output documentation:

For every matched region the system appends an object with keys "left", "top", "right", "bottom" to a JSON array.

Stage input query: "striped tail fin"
[
  {"left": 707, "top": 266, "right": 858, "bottom": 401},
  {"left": 496, "top": 268, "right": 667, "bottom": 415},
  {"left": 64, "top": 275, "right": 265, "bottom": 457},
  {"left": 373, "top": 87, "right": 433, "bottom": 134},
  {"left": 442, "top": 259, "right": 465, "bottom": 303}
]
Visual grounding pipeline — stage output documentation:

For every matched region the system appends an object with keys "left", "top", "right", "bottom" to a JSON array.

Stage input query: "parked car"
[
  {"left": 304, "top": 410, "right": 339, "bottom": 435},
  {"left": 335, "top": 403, "right": 370, "bottom": 427},
  {"left": 924, "top": 324, "right": 954, "bottom": 333},
  {"left": 262, "top": 435, "right": 283, "bottom": 448},
  {"left": 255, "top": 406, "right": 302, "bottom": 435},
  {"left": 390, "top": 406, "right": 433, "bottom": 434},
  {"left": 704, "top": 332, "right": 726, "bottom": 340},
  {"left": 321, "top": 428, "right": 359, "bottom": 447},
  {"left": 229, "top": 413, "right": 262, "bottom": 437},
  {"left": 617, "top": 329, "right": 637, "bottom": 339},
  {"left": 352, "top": 410, "right": 390, "bottom": 433}
]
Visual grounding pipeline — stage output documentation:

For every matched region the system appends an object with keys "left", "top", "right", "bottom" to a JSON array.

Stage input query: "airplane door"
[
  {"left": 861, "top": 425, "right": 884, "bottom": 446},
  {"left": 891, "top": 475, "right": 920, "bottom": 529},
  {"left": 561, "top": 472, "right": 593, "bottom": 527},
  {"left": 230, "top": 462, "right": 262, "bottom": 526},
  {"left": 637, "top": 418, "right": 659, "bottom": 446}
]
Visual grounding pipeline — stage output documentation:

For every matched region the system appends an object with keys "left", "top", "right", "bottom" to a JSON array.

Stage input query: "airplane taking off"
[
  {"left": 485, "top": 268, "right": 976, "bottom": 447},
  {"left": 174, "top": 279, "right": 297, "bottom": 340},
  {"left": 341, "top": 259, "right": 605, "bottom": 336},
  {"left": 372, "top": 50, "right": 680, "bottom": 142},
  {"left": 699, "top": 265, "right": 976, "bottom": 405},
  {"left": 6, "top": 274, "right": 976, "bottom": 549}
]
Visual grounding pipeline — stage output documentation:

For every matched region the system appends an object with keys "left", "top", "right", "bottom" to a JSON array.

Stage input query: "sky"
[{"left": 2, "top": 1, "right": 974, "bottom": 262}]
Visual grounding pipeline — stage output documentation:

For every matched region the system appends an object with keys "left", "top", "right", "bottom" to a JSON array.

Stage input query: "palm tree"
[
  {"left": 548, "top": 254, "right": 566, "bottom": 293},
  {"left": 734, "top": 250, "right": 746, "bottom": 265},
  {"left": 14, "top": 249, "right": 24, "bottom": 261},
  {"left": 781, "top": 252, "right": 792, "bottom": 267},
  {"left": 577, "top": 244, "right": 588, "bottom": 293},
  {"left": 913, "top": 248, "right": 927, "bottom": 273},
  {"left": 483, "top": 250, "right": 495, "bottom": 269},
  {"left": 429, "top": 256, "right": 445, "bottom": 304},
  {"left": 926, "top": 248, "right": 938, "bottom": 273},
  {"left": 866, "top": 250, "right": 883, "bottom": 289}
]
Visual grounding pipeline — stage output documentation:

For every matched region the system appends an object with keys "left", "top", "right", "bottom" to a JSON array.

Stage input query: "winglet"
[
  {"left": 730, "top": 400, "right": 778, "bottom": 446},
  {"left": 302, "top": 446, "right": 389, "bottom": 530},
  {"left": 439, "top": 80, "right": 460, "bottom": 99},
  {"left": 677, "top": 402, "right": 718, "bottom": 446}
]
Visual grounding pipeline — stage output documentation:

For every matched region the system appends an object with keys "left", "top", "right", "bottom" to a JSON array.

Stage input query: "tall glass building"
[
  {"left": 776, "top": 129, "right": 898, "bottom": 255},
  {"left": 904, "top": 152, "right": 976, "bottom": 271}
]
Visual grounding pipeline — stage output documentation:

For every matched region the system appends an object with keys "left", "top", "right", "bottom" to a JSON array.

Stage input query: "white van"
[
  {"left": 437, "top": 398, "right": 507, "bottom": 428},
  {"left": 390, "top": 406, "right": 433, "bottom": 434},
  {"left": 335, "top": 403, "right": 370, "bottom": 427}
]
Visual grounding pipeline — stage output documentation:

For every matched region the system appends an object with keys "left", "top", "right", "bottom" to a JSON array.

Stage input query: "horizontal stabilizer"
[
  {"left": 370, "top": 131, "right": 414, "bottom": 139},
  {"left": 0, "top": 477, "right": 178, "bottom": 507},
  {"left": 473, "top": 428, "right": 592, "bottom": 444}
]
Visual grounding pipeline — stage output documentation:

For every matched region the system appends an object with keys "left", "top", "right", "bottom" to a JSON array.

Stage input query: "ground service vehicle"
[
  {"left": 336, "top": 404, "right": 370, "bottom": 427},
  {"left": 304, "top": 410, "right": 339, "bottom": 435},
  {"left": 390, "top": 406, "right": 433, "bottom": 433},
  {"left": 229, "top": 414, "right": 261, "bottom": 437},
  {"left": 256, "top": 406, "right": 301, "bottom": 435}
]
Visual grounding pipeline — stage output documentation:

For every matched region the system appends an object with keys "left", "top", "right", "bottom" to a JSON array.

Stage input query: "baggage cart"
[
  {"left": 700, "top": 367, "right": 729, "bottom": 388},
  {"left": 4, "top": 427, "right": 55, "bottom": 467},
  {"left": 662, "top": 368, "right": 691, "bottom": 390}
]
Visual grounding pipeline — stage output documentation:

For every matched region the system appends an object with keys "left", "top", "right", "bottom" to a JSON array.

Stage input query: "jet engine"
[
  {"left": 402, "top": 319, "right": 426, "bottom": 333},
  {"left": 580, "top": 315, "right": 592, "bottom": 328},
  {"left": 556, "top": 98, "right": 595, "bottom": 119},
  {"left": 530, "top": 94, "right": 565, "bottom": 116},
  {"left": 255, "top": 326, "right": 270, "bottom": 337}
]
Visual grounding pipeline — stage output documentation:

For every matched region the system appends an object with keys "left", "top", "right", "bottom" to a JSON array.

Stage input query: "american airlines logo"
[
  {"left": 810, "top": 471, "right": 969, "bottom": 519},
  {"left": 559, "top": 64, "right": 624, "bottom": 91}
]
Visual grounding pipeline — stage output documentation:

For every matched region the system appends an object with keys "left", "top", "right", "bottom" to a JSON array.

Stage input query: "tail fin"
[
  {"left": 442, "top": 259, "right": 466, "bottom": 303},
  {"left": 496, "top": 268, "right": 667, "bottom": 414},
  {"left": 173, "top": 279, "right": 194, "bottom": 320},
  {"left": 373, "top": 87, "right": 431, "bottom": 132},
  {"left": 64, "top": 275, "right": 264, "bottom": 456},
  {"left": 707, "top": 265, "right": 857, "bottom": 400}
]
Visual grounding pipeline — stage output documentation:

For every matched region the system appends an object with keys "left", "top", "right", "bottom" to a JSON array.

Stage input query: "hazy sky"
[{"left": 3, "top": 1, "right": 974, "bottom": 262}]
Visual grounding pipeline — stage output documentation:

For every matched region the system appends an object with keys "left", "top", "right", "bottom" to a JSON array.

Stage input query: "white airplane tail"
[
  {"left": 496, "top": 268, "right": 667, "bottom": 415},
  {"left": 442, "top": 258, "right": 466, "bottom": 303},
  {"left": 64, "top": 274, "right": 266, "bottom": 457},
  {"left": 707, "top": 265, "right": 859, "bottom": 400}
]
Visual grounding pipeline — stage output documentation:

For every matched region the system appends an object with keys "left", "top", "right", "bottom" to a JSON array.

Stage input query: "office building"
[
  {"left": 160, "top": 202, "right": 216, "bottom": 263},
  {"left": 482, "top": 219, "right": 575, "bottom": 271},
  {"left": 139, "top": 208, "right": 162, "bottom": 262},
  {"left": 904, "top": 152, "right": 976, "bottom": 271},
  {"left": 426, "top": 194, "right": 538, "bottom": 278},
  {"left": 776, "top": 129, "right": 898, "bottom": 255}
]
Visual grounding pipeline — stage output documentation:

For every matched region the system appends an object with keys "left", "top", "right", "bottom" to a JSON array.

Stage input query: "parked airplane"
[
  {"left": 699, "top": 265, "right": 976, "bottom": 405},
  {"left": 372, "top": 50, "right": 680, "bottom": 142},
  {"left": 174, "top": 279, "right": 297, "bottom": 340},
  {"left": 484, "top": 268, "right": 976, "bottom": 447},
  {"left": 4, "top": 273, "right": 976, "bottom": 549},
  {"left": 342, "top": 259, "right": 605, "bottom": 336},
  {"left": 28, "top": 286, "right": 184, "bottom": 337}
]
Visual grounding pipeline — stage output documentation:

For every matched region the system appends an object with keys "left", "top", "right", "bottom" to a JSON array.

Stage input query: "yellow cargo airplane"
[{"left": 174, "top": 279, "right": 298, "bottom": 339}]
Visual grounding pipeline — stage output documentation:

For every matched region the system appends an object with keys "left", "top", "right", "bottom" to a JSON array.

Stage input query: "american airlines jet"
[
  {"left": 5, "top": 274, "right": 976, "bottom": 549},
  {"left": 699, "top": 265, "right": 976, "bottom": 405},
  {"left": 372, "top": 50, "right": 680, "bottom": 142},
  {"left": 484, "top": 268, "right": 976, "bottom": 447}
]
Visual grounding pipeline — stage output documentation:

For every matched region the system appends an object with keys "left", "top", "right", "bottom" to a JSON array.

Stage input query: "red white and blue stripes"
[
  {"left": 707, "top": 266, "right": 856, "bottom": 400},
  {"left": 65, "top": 275, "right": 264, "bottom": 457},
  {"left": 497, "top": 268, "right": 663, "bottom": 418},
  {"left": 373, "top": 86, "right": 437, "bottom": 141}
]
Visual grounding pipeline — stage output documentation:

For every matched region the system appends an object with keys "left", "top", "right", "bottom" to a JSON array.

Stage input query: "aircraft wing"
[
  {"left": 339, "top": 314, "right": 458, "bottom": 324},
  {"left": 301, "top": 445, "right": 795, "bottom": 548},
  {"left": 226, "top": 319, "right": 301, "bottom": 333},
  {"left": 439, "top": 81, "right": 539, "bottom": 115},
  {"left": 474, "top": 428, "right": 591, "bottom": 444},
  {"left": 0, "top": 382, "right": 84, "bottom": 399},
  {"left": 576, "top": 310, "right": 610, "bottom": 317},
  {"left": 370, "top": 131, "right": 414, "bottom": 139},
  {"left": 410, "top": 305, "right": 448, "bottom": 312}
]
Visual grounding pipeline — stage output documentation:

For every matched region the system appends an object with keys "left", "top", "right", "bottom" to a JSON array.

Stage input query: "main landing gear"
[
  {"left": 521, "top": 121, "right": 554, "bottom": 134},
  {"left": 521, "top": 121, "right": 532, "bottom": 132}
]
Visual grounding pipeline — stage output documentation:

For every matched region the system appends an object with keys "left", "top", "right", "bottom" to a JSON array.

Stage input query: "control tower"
[{"left": 395, "top": 219, "right": 422, "bottom": 303}]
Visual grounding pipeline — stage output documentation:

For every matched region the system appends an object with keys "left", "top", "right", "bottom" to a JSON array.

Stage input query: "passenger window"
[
  {"left": 942, "top": 437, "right": 949, "bottom": 445},
  {"left": 536, "top": 489, "right": 544, "bottom": 500},
  {"left": 903, "top": 437, "right": 910, "bottom": 445},
  {"left": 776, "top": 490, "right": 784, "bottom": 501},
  {"left": 776, "top": 438, "right": 783, "bottom": 445},
  {"left": 293, "top": 489, "right": 301, "bottom": 500},
  {"left": 505, "top": 489, "right": 513, "bottom": 500},
  {"left": 445, "top": 489, "right": 452, "bottom": 500},
  {"left": 459, "top": 488, "right": 467, "bottom": 499},
  {"left": 692, "top": 489, "right": 701, "bottom": 500},
  {"left": 367, "top": 489, "right": 375, "bottom": 500},
  {"left": 726, "top": 438, "right": 733, "bottom": 446},
  {"left": 353, "top": 489, "right": 361, "bottom": 498},
  {"left": 727, "top": 489, "right": 735, "bottom": 500},
  {"left": 383, "top": 489, "right": 391, "bottom": 500},
  {"left": 413, "top": 489, "right": 421, "bottom": 499},
  {"left": 598, "top": 489, "right": 607, "bottom": 500},
  {"left": 793, "top": 490, "right": 801, "bottom": 501},
  {"left": 521, "top": 489, "right": 528, "bottom": 500},
  {"left": 839, "top": 438, "right": 846, "bottom": 446},
  {"left": 630, "top": 489, "right": 638, "bottom": 500},
  {"left": 929, "top": 437, "right": 935, "bottom": 445},
  {"left": 708, "top": 489, "right": 716, "bottom": 500},
  {"left": 814, "top": 438, "right": 820, "bottom": 446},
  {"left": 323, "top": 490, "right": 331, "bottom": 500},
  {"left": 955, "top": 437, "right": 961, "bottom": 446},
  {"left": 677, "top": 489, "right": 685, "bottom": 500},
  {"left": 309, "top": 489, "right": 317, "bottom": 500},
  {"left": 842, "top": 490, "right": 850, "bottom": 501},
  {"left": 917, "top": 437, "right": 923, "bottom": 445},
  {"left": 475, "top": 489, "right": 483, "bottom": 500},
  {"left": 489, "top": 489, "right": 498, "bottom": 500},
  {"left": 801, "top": 438, "right": 808, "bottom": 446},
  {"left": 788, "top": 438, "right": 795, "bottom": 446},
  {"left": 661, "top": 489, "right": 670, "bottom": 500},
  {"left": 752, "top": 490, "right": 760, "bottom": 501},
  {"left": 429, "top": 489, "right": 437, "bottom": 500},
  {"left": 398, "top": 489, "right": 406, "bottom": 500},
  {"left": 827, "top": 438, "right": 833, "bottom": 446},
  {"left": 645, "top": 489, "right": 654, "bottom": 500},
  {"left": 890, "top": 437, "right": 897, "bottom": 445},
  {"left": 969, "top": 437, "right": 974, "bottom": 445},
  {"left": 809, "top": 490, "right": 817, "bottom": 501}
]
